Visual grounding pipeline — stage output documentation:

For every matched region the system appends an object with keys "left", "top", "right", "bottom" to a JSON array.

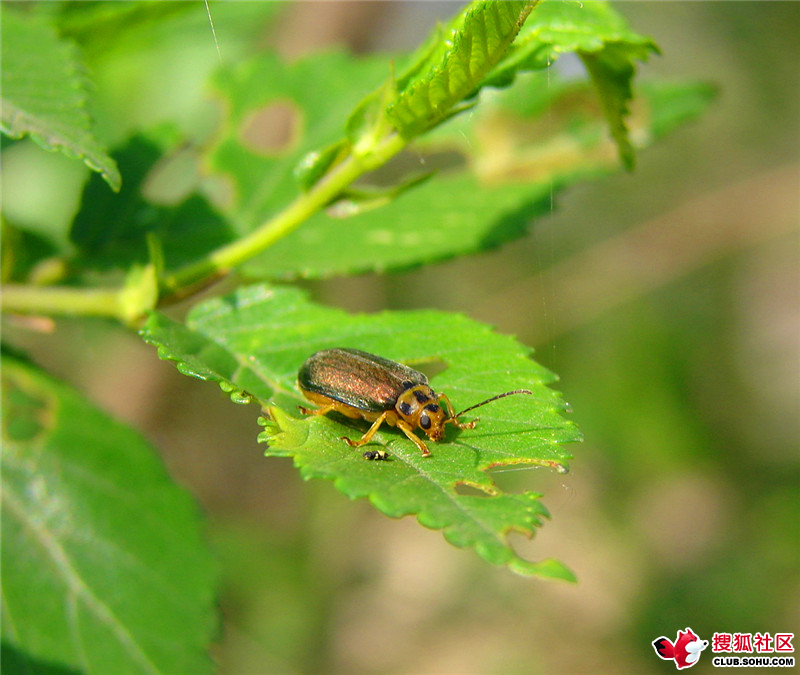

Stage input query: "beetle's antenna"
[{"left": 455, "top": 389, "right": 532, "bottom": 418}]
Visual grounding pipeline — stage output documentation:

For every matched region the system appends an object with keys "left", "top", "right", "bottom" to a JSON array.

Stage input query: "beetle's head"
[{"left": 395, "top": 384, "right": 448, "bottom": 440}]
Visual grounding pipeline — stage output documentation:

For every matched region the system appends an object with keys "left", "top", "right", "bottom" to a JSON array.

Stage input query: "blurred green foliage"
[{"left": 2, "top": 2, "right": 797, "bottom": 674}]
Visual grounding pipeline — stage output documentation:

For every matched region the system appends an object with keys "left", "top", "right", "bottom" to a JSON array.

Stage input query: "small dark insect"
[{"left": 297, "top": 348, "right": 532, "bottom": 459}]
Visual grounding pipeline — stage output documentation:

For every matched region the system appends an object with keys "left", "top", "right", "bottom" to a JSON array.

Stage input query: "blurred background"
[{"left": 3, "top": 2, "right": 798, "bottom": 673}]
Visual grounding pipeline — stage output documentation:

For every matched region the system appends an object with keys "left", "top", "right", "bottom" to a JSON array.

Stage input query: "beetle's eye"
[{"left": 419, "top": 412, "right": 431, "bottom": 430}]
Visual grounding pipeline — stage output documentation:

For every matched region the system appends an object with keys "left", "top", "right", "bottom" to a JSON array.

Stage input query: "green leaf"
[
  {"left": 579, "top": 44, "right": 639, "bottom": 170},
  {"left": 485, "top": 0, "right": 656, "bottom": 84},
  {"left": 325, "top": 170, "right": 435, "bottom": 218},
  {"left": 1, "top": 353, "right": 217, "bottom": 674},
  {"left": 69, "top": 136, "right": 234, "bottom": 273},
  {"left": 484, "top": 0, "right": 659, "bottom": 169},
  {"left": 0, "top": 7, "right": 121, "bottom": 191},
  {"left": 47, "top": 2, "right": 199, "bottom": 55},
  {"left": 197, "top": 4, "right": 684, "bottom": 283},
  {"left": 384, "top": 1, "right": 536, "bottom": 138},
  {"left": 644, "top": 80, "right": 719, "bottom": 139},
  {"left": 140, "top": 285, "right": 581, "bottom": 579},
  {"left": 1, "top": 221, "right": 61, "bottom": 284},
  {"left": 293, "top": 138, "right": 349, "bottom": 192},
  {"left": 205, "top": 51, "right": 389, "bottom": 230},
  {"left": 190, "top": 5, "right": 708, "bottom": 287},
  {"left": 247, "top": 170, "right": 551, "bottom": 280},
  {"left": 243, "top": 74, "right": 714, "bottom": 280}
]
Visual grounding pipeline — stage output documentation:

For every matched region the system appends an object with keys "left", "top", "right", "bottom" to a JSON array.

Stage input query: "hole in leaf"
[
  {"left": 142, "top": 147, "right": 199, "bottom": 206},
  {"left": 487, "top": 462, "right": 573, "bottom": 499},
  {"left": 202, "top": 173, "right": 237, "bottom": 211},
  {"left": 455, "top": 482, "right": 494, "bottom": 497},
  {"left": 487, "top": 463, "right": 548, "bottom": 494},
  {"left": 240, "top": 100, "right": 301, "bottom": 155}
]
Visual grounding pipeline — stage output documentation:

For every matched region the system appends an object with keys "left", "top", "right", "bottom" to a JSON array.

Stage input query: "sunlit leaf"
[
  {"left": 244, "top": 76, "right": 714, "bottom": 280},
  {"left": 141, "top": 285, "right": 581, "bottom": 579},
  {"left": 0, "top": 7, "right": 120, "bottom": 191},
  {"left": 384, "top": 1, "right": 535, "bottom": 137},
  {"left": 1, "top": 353, "right": 217, "bottom": 674}
]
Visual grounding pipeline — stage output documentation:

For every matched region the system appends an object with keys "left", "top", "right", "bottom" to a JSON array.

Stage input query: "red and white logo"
[{"left": 652, "top": 627, "right": 709, "bottom": 669}]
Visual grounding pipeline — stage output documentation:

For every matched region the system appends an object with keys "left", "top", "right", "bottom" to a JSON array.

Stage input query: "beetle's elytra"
[{"left": 298, "top": 348, "right": 532, "bottom": 459}]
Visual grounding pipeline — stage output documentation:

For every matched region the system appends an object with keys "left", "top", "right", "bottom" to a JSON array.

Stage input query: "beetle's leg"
[
  {"left": 343, "top": 414, "right": 431, "bottom": 457},
  {"left": 395, "top": 419, "right": 432, "bottom": 457},
  {"left": 342, "top": 411, "right": 389, "bottom": 449},
  {"left": 437, "top": 393, "right": 478, "bottom": 430},
  {"left": 299, "top": 403, "right": 336, "bottom": 416}
]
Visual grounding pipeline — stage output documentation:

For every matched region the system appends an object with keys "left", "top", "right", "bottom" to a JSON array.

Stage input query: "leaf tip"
[{"left": 510, "top": 556, "right": 577, "bottom": 582}]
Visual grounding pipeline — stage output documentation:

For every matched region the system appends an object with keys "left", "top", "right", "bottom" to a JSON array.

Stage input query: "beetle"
[{"left": 297, "top": 348, "right": 532, "bottom": 459}]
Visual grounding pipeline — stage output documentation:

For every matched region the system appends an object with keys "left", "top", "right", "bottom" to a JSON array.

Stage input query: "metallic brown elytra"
[{"left": 297, "top": 348, "right": 532, "bottom": 459}]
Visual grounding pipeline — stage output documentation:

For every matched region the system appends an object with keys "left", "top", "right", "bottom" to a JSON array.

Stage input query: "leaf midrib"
[{"left": 1, "top": 481, "right": 161, "bottom": 675}]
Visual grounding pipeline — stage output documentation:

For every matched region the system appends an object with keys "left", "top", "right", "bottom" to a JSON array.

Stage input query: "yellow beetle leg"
[
  {"left": 396, "top": 419, "right": 432, "bottom": 457},
  {"left": 342, "top": 411, "right": 389, "bottom": 448},
  {"left": 299, "top": 403, "right": 336, "bottom": 416},
  {"left": 437, "top": 393, "right": 477, "bottom": 429}
]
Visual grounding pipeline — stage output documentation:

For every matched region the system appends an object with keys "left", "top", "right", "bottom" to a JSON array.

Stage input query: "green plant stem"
[
  {"left": 1, "top": 283, "right": 125, "bottom": 319},
  {"left": 0, "top": 133, "right": 407, "bottom": 321},
  {"left": 161, "top": 131, "right": 408, "bottom": 295}
]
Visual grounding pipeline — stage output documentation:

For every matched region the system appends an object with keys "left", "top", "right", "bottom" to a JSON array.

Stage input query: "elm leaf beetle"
[{"left": 298, "top": 348, "right": 532, "bottom": 459}]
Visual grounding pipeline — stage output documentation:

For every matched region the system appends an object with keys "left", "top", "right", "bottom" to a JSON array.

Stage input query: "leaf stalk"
[{"left": 161, "top": 131, "right": 407, "bottom": 296}]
